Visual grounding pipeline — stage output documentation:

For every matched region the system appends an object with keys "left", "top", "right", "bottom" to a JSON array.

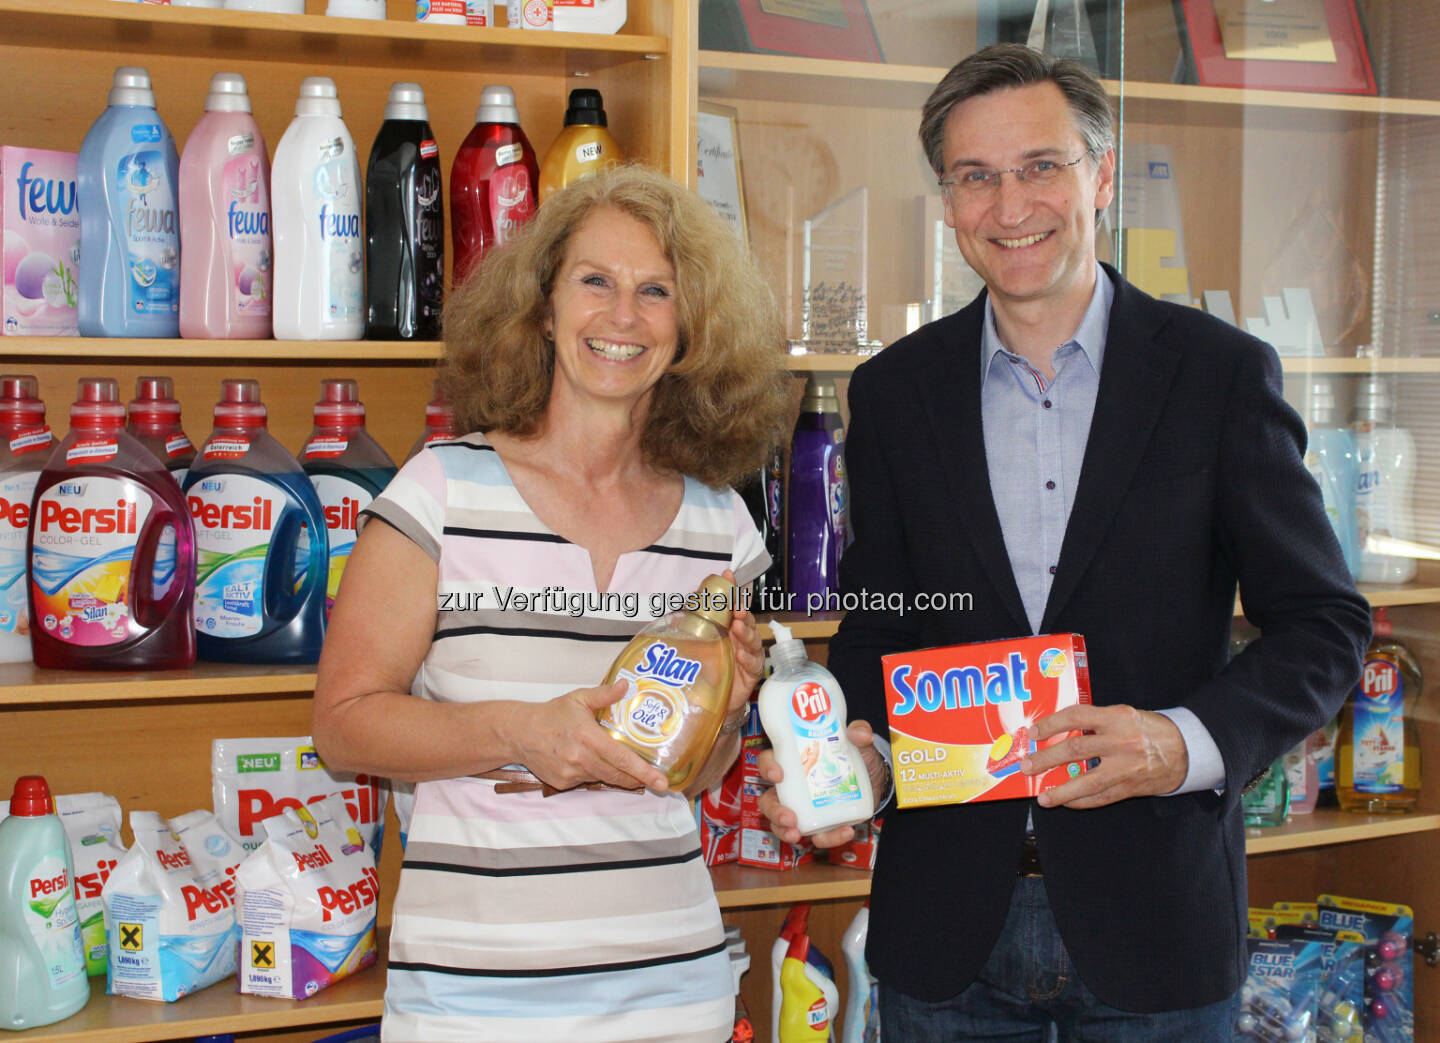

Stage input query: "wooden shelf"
[
  {"left": 0, "top": 0, "right": 668, "bottom": 75},
  {"left": 0, "top": 338, "right": 443, "bottom": 361},
  {"left": 711, "top": 859, "right": 873, "bottom": 908},
  {"left": 0, "top": 661, "right": 315, "bottom": 707},
  {"left": 1245, "top": 806, "right": 1440, "bottom": 855}
]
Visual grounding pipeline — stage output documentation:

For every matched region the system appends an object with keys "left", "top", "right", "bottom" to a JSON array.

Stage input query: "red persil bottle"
[
  {"left": 449, "top": 85, "right": 538, "bottom": 286},
  {"left": 26, "top": 378, "right": 196, "bottom": 669},
  {"left": 404, "top": 379, "right": 456, "bottom": 462}
]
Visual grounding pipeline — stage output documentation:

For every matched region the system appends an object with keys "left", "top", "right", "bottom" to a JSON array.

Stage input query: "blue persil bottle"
[
  {"left": 77, "top": 66, "right": 181, "bottom": 338},
  {"left": 183, "top": 379, "right": 328, "bottom": 664}
]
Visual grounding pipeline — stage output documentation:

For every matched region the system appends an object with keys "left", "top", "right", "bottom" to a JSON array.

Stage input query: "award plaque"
[
  {"left": 698, "top": 0, "right": 883, "bottom": 61},
  {"left": 696, "top": 102, "right": 748, "bottom": 245},
  {"left": 798, "top": 186, "right": 878, "bottom": 354},
  {"left": 921, "top": 196, "right": 984, "bottom": 322},
  {"left": 1175, "top": 0, "right": 1376, "bottom": 94}
]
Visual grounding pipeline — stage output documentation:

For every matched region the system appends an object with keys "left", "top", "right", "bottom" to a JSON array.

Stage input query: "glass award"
[{"left": 796, "top": 186, "right": 880, "bottom": 354}]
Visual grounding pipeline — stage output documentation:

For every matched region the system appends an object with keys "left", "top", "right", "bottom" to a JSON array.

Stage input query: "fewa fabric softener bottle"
[{"left": 759, "top": 620, "right": 874, "bottom": 835}]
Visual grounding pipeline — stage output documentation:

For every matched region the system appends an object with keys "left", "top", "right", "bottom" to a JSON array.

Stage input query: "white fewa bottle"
[{"left": 759, "top": 621, "right": 874, "bottom": 836}]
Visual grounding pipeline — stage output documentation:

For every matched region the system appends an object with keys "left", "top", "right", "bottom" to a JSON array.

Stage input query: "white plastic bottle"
[
  {"left": 1353, "top": 377, "right": 1416, "bottom": 584},
  {"left": 841, "top": 902, "right": 878, "bottom": 1043},
  {"left": 271, "top": 77, "right": 364, "bottom": 341},
  {"left": 327, "top": 0, "right": 385, "bottom": 18},
  {"left": 224, "top": 0, "right": 303, "bottom": 11},
  {"left": 759, "top": 620, "right": 875, "bottom": 836},
  {"left": 0, "top": 775, "right": 90, "bottom": 1030}
]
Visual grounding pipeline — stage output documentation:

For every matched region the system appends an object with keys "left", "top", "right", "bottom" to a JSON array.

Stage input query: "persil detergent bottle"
[
  {"left": 404, "top": 378, "right": 455, "bottom": 462},
  {"left": 298, "top": 379, "right": 397, "bottom": 620},
  {"left": 0, "top": 376, "right": 54, "bottom": 663},
  {"left": 126, "top": 376, "right": 195, "bottom": 486},
  {"left": 271, "top": 77, "right": 364, "bottom": 341},
  {"left": 27, "top": 378, "right": 196, "bottom": 670},
  {"left": 759, "top": 620, "right": 875, "bottom": 835},
  {"left": 0, "top": 776, "right": 89, "bottom": 1031},
  {"left": 178, "top": 72, "right": 272, "bottom": 340},
  {"left": 183, "top": 379, "right": 328, "bottom": 664},
  {"left": 76, "top": 67, "right": 181, "bottom": 337}
]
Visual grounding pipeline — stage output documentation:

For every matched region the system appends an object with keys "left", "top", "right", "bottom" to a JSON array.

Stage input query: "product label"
[
  {"left": 489, "top": 163, "right": 535, "bottom": 246},
  {"left": 465, "top": 0, "right": 489, "bottom": 23},
  {"left": 31, "top": 477, "right": 154, "bottom": 647},
  {"left": 603, "top": 639, "right": 712, "bottom": 763},
  {"left": 227, "top": 133, "right": 254, "bottom": 159},
  {"left": 827, "top": 444, "right": 848, "bottom": 547},
  {"left": 3, "top": 150, "right": 80, "bottom": 337},
  {"left": 190, "top": 473, "right": 284, "bottom": 639},
  {"left": 313, "top": 157, "right": 362, "bottom": 323},
  {"left": 303, "top": 438, "right": 348, "bottom": 459},
  {"left": 1352, "top": 655, "right": 1405, "bottom": 793},
  {"left": 786, "top": 679, "right": 864, "bottom": 808},
  {"left": 165, "top": 434, "right": 193, "bottom": 458},
  {"left": 23, "top": 852, "right": 86, "bottom": 991},
  {"left": 10, "top": 426, "right": 52, "bottom": 454},
  {"left": 0, "top": 470, "right": 39, "bottom": 635},
  {"left": 203, "top": 436, "right": 250, "bottom": 460},
  {"left": 522, "top": 0, "right": 552, "bottom": 27},
  {"left": 574, "top": 140, "right": 604, "bottom": 164},
  {"left": 311, "top": 474, "right": 373, "bottom": 619},
  {"left": 66, "top": 438, "right": 118, "bottom": 465},
  {"left": 223, "top": 151, "right": 272, "bottom": 317},
  {"left": 494, "top": 143, "right": 522, "bottom": 167},
  {"left": 116, "top": 148, "right": 180, "bottom": 317},
  {"left": 419, "top": 139, "right": 439, "bottom": 159}
]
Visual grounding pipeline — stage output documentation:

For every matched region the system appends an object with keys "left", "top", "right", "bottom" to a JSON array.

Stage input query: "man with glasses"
[{"left": 758, "top": 43, "right": 1369, "bottom": 1039}]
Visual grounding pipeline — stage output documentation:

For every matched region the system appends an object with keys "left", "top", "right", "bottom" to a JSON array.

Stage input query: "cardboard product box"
[
  {"left": 739, "top": 779, "right": 814, "bottom": 869},
  {"left": 1, "top": 146, "right": 79, "bottom": 337},
  {"left": 882, "top": 633, "right": 1092, "bottom": 809},
  {"left": 824, "top": 816, "right": 881, "bottom": 870},
  {"left": 699, "top": 747, "right": 743, "bottom": 866}
]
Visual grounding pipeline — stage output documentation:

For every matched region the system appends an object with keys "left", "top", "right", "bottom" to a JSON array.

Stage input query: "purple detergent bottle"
[{"left": 787, "top": 376, "right": 847, "bottom": 608}]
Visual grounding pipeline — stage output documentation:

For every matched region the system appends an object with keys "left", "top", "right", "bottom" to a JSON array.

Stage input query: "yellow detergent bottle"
[
  {"left": 596, "top": 574, "right": 735, "bottom": 790},
  {"left": 1337, "top": 608, "right": 1422, "bottom": 812},
  {"left": 778, "top": 931, "right": 833, "bottom": 1042},
  {"left": 538, "top": 89, "right": 622, "bottom": 203}
]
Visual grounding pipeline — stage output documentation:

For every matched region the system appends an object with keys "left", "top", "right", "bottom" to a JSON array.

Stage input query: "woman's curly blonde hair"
[{"left": 438, "top": 163, "right": 792, "bottom": 489}]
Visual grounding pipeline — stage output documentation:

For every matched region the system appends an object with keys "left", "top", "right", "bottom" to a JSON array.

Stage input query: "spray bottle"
[
  {"left": 0, "top": 376, "right": 53, "bottom": 663},
  {"left": 0, "top": 776, "right": 89, "bottom": 1031}
]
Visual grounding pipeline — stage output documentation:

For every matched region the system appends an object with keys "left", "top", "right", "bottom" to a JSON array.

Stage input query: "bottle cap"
[
  {"left": 800, "top": 376, "right": 838, "bottom": 413},
  {"left": 1353, "top": 377, "right": 1395, "bottom": 424},
  {"left": 475, "top": 85, "right": 520, "bottom": 125},
  {"left": 1307, "top": 377, "right": 1339, "bottom": 426},
  {"left": 128, "top": 375, "right": 183, "bottom": 426},
  {"left": 767, "top": 619, "right": 808, "bottom": 671},
  {"left": 109, "top": 65, "right": 157, "bottom": 108},
  {"left": 426, "top": 379, "right": 455, "bottom": 432},
  {"left": 6, "top": 776, "right": 53, "bottom": 816},
  {"left": 383, "top": 81, "right": 430, "bottom": 122},
  {"left": 1374, "top": 607, "right": 1392, "bottom": 638},
  {"left": 563, "top": 88, "right": 607, "bottom": 127},
  {"left": 693, "top": 574, "right": 737, "bottom": 628},
  {"left": 214, "top": 378, "right": 268, "bottom": 427},
  {"left": 313, "top": 378, "right": 366, "bottom": 426},
  {"left": 295, "top": 76, "right": 342, "bottom": 118},
  {"left": 0, "top": 374, "right": 46, "bottom": 427},
  {"left": 71, "top": 377, "right": 125, "bottom": 428},
  {"left": 204, "top": 71, "right": 252, "bottom": 114}
]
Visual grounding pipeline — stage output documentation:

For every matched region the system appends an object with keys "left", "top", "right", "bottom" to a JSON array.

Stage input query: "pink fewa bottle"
[{"left": 178, "top": 72, "right": 272, "bottom": 339}]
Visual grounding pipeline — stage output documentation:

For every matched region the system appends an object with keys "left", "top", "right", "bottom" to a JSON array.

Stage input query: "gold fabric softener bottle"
[{"left": 597, "top": 575, "right": 736, "bottom": 790}]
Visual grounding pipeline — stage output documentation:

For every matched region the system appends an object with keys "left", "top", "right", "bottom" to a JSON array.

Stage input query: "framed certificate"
[
  {"left": 699, "top": 0, "right": 884, "bottom": 63},
  {"left": 1175, "top": 0, "right": 1377, "bottom": 94},
  {"left": 696, "top": 102, "right": 749, "bottom": 245}
]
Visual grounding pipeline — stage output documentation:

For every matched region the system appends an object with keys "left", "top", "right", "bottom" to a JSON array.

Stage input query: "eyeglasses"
[{"left": 939, "top": 154, "right": 1088, "bottom": 199}]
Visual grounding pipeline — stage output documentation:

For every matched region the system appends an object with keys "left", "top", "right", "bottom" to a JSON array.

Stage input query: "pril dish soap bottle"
[
  {"left": 1337, "top": 608, "right": 1422, "bottom": 813},
  {"left": 759, "top": 619, "right": 874, "bottom": 835},
  {"left": 596, "top": 574, "right": 736, "bottom": 790}
]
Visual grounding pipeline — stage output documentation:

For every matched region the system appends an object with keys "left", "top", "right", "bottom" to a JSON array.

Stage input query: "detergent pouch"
[
  {"left": 1237, "top": 937, "right": 1322, "bottom": 1042},
  {"left": 212, "top": 735, "right": 387, "bottom": 855},
  {"left": 882, "top": 633, "right": 1092, "bottom": 808},
  {"left": 168, "top": 808, "right": 245, "bottom": 917},
  {"left": 1318, "top": 895, "right": 1414, "bottom": 1042},
  {"left": 1275, "top": 924, "right": 1366, "bottom": 1043},
  {"left": 101, "top": 810, "right": 238, "bottom": 1001},
  {"left": 234, "top": 793, "right": 379, "bottom": 999}
]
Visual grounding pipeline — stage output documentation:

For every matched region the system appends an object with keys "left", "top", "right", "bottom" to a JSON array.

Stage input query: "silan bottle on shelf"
[
  {"left": 366, "top": 82, "right": 444, "bottom": 341},
  {"left": 1304, "top": 377, "right": 1359, "bottom": 580},
  {"left": 27, "top": 378, "right": 196, "bottom": 670},
  {"left": 125, "top": 376, "right": 196, "bottom": 486},
  {"left": 788, "top": 376, "right": 847, "bottom": 603},
  {"left": 76, "top": 66, "right": 180, "bottom": 337},
  {"left": 450, "top": 85, "right": 538, "bottom": 285},
  {"left": 404, "top": 379, "right": 455, "bottom": 462},
  {"left": 1337, "top": 608, "right": 1423, "bottom": 813},
  {"left": 596, "top": 574, "right": 737, "bottom": 791},
  {"left": 538, "top": 88, "right": 623, "bottom": 203},
  {"left": 299, "top": 379, "right": 397, "bottom": 620},
  {"left": 0, "top": 776, "right": 89, "bottom": 1031},
  {"left": 1353, "top": 377, "right": 1417, "bottom": 584},
  {"left": 0, "top": 376, "right": 54, "bottom": 664},
  {"left": 178, "top": 71, "right": 272, "bottom": 340},
  {"left": 271, "top": 77, "right": 364, "bottom": 341},
  {"left": 183, "top": 380, "right": 328, "bottom": 664}
]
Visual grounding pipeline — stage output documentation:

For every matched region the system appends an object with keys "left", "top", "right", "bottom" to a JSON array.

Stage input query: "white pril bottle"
[
  {"left": 1353, "top": 377, "right": 1417, "bottom": 584},
  {"left": 270, "top": 77, "right": 364, "bottom": 341},
  {"left": 758, "top": 620, "right": 875, "bottom": 837}
]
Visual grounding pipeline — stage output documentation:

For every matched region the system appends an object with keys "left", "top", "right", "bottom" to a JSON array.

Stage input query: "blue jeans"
[{"left": 878, "top": 877, "right": 1239, "bottom": 1042}]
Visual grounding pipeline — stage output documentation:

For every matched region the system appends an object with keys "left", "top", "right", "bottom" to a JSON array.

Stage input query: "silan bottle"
[
  {"left": 27, "top": 378, "right": 196, "bottom": 669},
  {"left": 1304, "top": 377, "right": 1359, "bottom": 581},
  {"left": 271, "top": 77, "right": 364, "bottom": 341},
  {"left": 788, "top": 376, "right": 847, "bottom": 602},
  {"left": 183, "top": 379, "right": 328, "bottom": 664},
  {"left": 0, "top": 776, "right": 89, "bottom": 1031},
  {"left": 0, "top": 376, "right": 53, "bottom": 664},
  {"left": 125, "top": 376, "right": 196, "bottom": 485},
  {"left": 596, "top": 574, "right": 736, "bottom": 791},
  {"left": 405, "top": 379, "right": 455, "bottom": 462},
  {"left": 759, "top": 620, "right": 874, "bottom": 835},
  {"left": 366, "top": 82, "right": 444, "bottom": 340},
  {"left": 537, "top": 88, "right": 623, "bottom": 203},
  {"left": 1353, "top": 377, "right": 1417, "bottom": 584},
  {"left": 450, "top": 85, "right": 539, "bottom": 285},
  {"left": 76, "top": 66, "right": 181, "bottom": 337},
  {"left": 178, "top": 72, "right": 273, "bottom": 340},
  {"left": 299, "top": 379, "right": 397, "bottom": 620}
]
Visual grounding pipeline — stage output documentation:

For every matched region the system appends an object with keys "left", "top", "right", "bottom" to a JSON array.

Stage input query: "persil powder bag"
[
  {"left": 1, "top": 791, "right": 125, "bottom": 977},
  {"left": 235, "top": 793, "right": 379, "bottom": 999},
  {"left": 213, "top": 736, "right": 387, "bottom": 856},
  {"left": 168, "top": 808, "right": 245, "bottom": 915},
  {"left": 101, "top": 810, "right": 238, "bottom": 1001}
]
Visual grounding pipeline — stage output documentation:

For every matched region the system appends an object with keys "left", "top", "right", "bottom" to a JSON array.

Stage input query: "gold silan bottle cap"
[{"left": 694, "top": 574, "right": 737, "bottom": 628}]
